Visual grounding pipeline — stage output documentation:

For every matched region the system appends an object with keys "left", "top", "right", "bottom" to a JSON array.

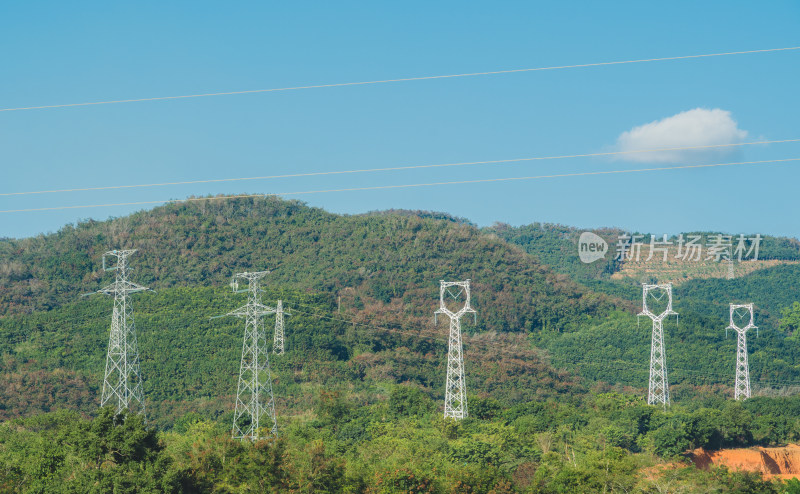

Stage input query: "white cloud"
[{"left": 615, "top": 108, "right": 748, "bottom": 163}]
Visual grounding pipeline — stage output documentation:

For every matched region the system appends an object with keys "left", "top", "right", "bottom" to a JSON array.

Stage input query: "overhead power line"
[
  {"left": 2, "top": 138, "right": 797, "bottom": 197},
  {"left": 1, "top": 46, "right": 798, "bottom": 113},
  {"left": 1, "top": 157, "right": 797, "bottom": 214}
]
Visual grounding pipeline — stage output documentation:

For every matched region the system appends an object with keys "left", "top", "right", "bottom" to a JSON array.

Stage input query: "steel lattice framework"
[
  {"left": 85, "top": 249, "right": 150, "bottom": 418},
  {"left": 215, "top": 271, "right": 278, "bottom": 440},
  {"left": 273, "top": 300, "right": 290, "bottom": 355},
  {"left": 435, "top": 280, "right": 476, "bottom": 420},
  {"left": 726, "top": 304, "right": 758, "bottom": 400},
  {"left": 638, "top": 283, "right": 678, "bottom": 408}
]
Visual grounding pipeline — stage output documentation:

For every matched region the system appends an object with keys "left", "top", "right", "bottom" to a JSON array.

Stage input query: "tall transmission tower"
[
  {"left": 726, "top": 258, "right": 735, "bottom": 280},
  {"left": 638, "top": 283, "right": 678, "bottom": 408},
  {"left": 434, "top": 279, "right": 476, "bottom": 420},
  {"left": 273, "top": 299, "right": 290, "bottom": 355},
  {"left": 726, "top": 304, "right": 758, "bottom": 400},
  {"left": 214, "top": 271, "right": 278, "bottom": 440},
  {"left": 84, "top": 250, "right": 150, "bottom": 418}
]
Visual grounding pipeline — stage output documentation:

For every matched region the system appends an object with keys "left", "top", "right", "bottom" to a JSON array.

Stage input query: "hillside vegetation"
[
  {"left": 0, "top": 197, "right": 611, "bottom": 426},
  {"left": 0, "top": 197, "right": 612, "bottom": 330},
  {"left": 3, "top": 197, "right": 800, "bottom": 491}
]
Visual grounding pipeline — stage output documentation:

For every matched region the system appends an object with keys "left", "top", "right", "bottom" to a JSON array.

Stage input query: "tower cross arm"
[
  {"left": 435, "top": 306, "right": 475, "bottom": 323},
  {"left": 435, "top": 301, "right": 477, "bottom": 320},
  {"left": 219, "top": 303, "right": 276, "bottom": 319},
  {"left": 92, "top": 279, "right": 150, "bottom": 295},
  {"left": 727, "top": 322, "right": 757, "bottom": 332}
]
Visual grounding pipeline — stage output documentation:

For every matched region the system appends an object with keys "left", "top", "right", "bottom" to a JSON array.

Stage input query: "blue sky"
[{"left": 1, "top": 1, "right": 799, "bottom": 239}]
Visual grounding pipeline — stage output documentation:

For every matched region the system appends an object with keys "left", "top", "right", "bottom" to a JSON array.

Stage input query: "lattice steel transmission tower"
[
  {"left": 273, "top": 300, "right": 290, "bottom": 355},
  {"left": 638, "top": 283, "right": 678, "bottom": 408},
  {"left": 434, "top": 279, "right": 476, "bottom": 420},
  {"left": 726, "top": 304, "right": 757, "bottom": 400},
  {"left": 214, "top": 271, "right": 278, "bottom": 440},
  {"left": 84, "top": 250, "right": 150, "bottom": 418}
]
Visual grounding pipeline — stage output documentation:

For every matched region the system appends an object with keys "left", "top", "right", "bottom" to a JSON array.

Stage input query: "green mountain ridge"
[
  {"left": 486, "top": 222, "right": 800, "bottom": 285},
  {"left": 4, "top": 197, "right": 800, "bottom": 492},
  {"left": 1, "top": 197, "right": 608, "bottom": 428},
  {"left": 2, "top": 196, "right": 800, "bottom": 428}
]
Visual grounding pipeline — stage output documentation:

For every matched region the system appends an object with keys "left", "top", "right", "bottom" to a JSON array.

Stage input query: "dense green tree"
[{"left": 780, "top": 301, "right": 800, "bottom": 336}]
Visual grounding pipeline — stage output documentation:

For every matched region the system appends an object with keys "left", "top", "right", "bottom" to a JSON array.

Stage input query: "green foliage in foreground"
[{"left": 4, "top": 391, "right": 800, "bottom": 493}]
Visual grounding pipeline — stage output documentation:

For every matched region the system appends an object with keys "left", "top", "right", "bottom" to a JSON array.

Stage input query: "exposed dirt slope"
[
  {"left": 612, "top": 256, "right": 798, "bottom": 285},
  {"left": 690, "top": 444, "right": 800, "bottom": 478}
]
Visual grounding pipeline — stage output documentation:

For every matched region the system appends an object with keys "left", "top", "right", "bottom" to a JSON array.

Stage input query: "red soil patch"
[{"left": 689, "top": 444, "right": 800, "bottom": 479}]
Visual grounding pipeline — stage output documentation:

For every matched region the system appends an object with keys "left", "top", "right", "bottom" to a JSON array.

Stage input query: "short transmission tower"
[
  {"left": 84, "top": 250, "right": 150, "bottom": 418},
  {"left": 435, "top": 280, "right": 476, "bottom": 420},
  {"left": 638, "top": 283, "right": 678, "bottom": 408},
  {"left": 726, "top": 304, "right": 758, "bottom": 400},
  {"left": 273, "top": 300, "right": 290, "bottom": 355},
  {"left": 214, "top": 271, "right": 278, "bottom": 440}
]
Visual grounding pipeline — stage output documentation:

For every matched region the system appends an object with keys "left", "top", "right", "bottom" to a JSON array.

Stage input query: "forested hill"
[
  {"left": 482, "top": 222, "right": 800, "bottom": 401},
  {"left": 0, "top": 196, "right": 615, "bottom": 330},
  {"left": 0, "top": 196, "right": 618, "bottom": 427},
  {"left": 485, "top": 222, "right": 800, "bottom": 286},
  {"left": 3, "top": 197, "right": 800, "bottom": 428},
  {"left": 6, "top": 198, "right": 800, "bottom": 491}
]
